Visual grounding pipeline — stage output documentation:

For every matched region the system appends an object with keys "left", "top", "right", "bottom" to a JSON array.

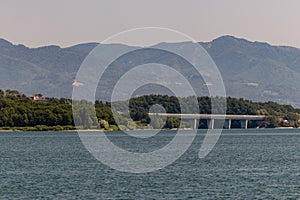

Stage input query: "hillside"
[
  {"left": 1, "top": 36, "right": 300, "bottom": 106},
  {"left": 201, "top": 36, "right": 300, "bottom": 106}
]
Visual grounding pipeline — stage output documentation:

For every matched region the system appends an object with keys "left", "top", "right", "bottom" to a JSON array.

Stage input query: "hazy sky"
[{"left": 1, "top": 0, "right": 300, "bottom": 48}]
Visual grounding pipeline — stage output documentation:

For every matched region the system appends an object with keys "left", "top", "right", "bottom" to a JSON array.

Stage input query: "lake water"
[{"left": 1, "top": 129, "right": 300, "bottom": 199}]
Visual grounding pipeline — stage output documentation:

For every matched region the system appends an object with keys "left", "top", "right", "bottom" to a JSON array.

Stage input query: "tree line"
[{"left": 0, "top": 90, "right": 299, "bottom": 130}]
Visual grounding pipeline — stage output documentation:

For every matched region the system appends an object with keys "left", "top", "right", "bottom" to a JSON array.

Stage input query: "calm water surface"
[{"left": 0, "top": 129, "right": 300, "bottom": 199}]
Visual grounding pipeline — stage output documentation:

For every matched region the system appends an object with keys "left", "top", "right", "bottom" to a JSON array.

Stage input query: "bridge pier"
[
  {"left": 192, "top": 119, "right": 198, "bottom": 129},
  {"left": 224, "top": 119, "right": 232, "bottom": 129},
  {"left": 240, "top": 120, "right": 248, "bottom": 129},
  {"left": 207, "top": 119, "right": 215, "bottom": 129}
]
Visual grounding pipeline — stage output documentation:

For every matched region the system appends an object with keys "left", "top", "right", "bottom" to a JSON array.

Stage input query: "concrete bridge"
[{"left": 148, "top": 113, "right": 266, "bottom": 129}]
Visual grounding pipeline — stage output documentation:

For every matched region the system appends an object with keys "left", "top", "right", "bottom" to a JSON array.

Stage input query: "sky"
[{"left": 1, "top": 0, "right": 300, "bottom": 48}]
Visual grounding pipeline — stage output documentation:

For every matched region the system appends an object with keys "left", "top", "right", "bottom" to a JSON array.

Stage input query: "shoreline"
[{"left": 1, "top": 127, "right": 300, "bottom": 133}]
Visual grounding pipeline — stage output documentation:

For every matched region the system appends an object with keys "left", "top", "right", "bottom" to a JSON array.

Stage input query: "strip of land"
[{"left": 1, "top": 90, "right": 300, "bottom": 131}]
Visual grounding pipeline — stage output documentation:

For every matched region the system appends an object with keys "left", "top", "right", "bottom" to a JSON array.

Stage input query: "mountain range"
[{"left": 1, "top": 36, "right": 300, "bottom": 106}]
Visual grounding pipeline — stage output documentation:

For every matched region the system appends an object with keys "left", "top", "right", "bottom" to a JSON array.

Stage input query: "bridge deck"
[{"left": 148, "top": 113, "right": 265, "bottom": 120}]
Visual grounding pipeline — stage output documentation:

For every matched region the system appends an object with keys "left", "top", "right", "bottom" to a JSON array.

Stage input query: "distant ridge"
[{"left": 1, "top": 36, "right": 300, "bottom": 106}]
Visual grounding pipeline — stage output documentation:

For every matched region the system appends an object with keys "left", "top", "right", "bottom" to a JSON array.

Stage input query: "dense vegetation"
[
  {"left": 0, "top": 90, "right": 300, "bottom": 131},
  {"left": 0, "top": 90, "right": 74, "bottom": 131},
  {"left": 125, "top": 95, "right": 300, "bottom": 129}
]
